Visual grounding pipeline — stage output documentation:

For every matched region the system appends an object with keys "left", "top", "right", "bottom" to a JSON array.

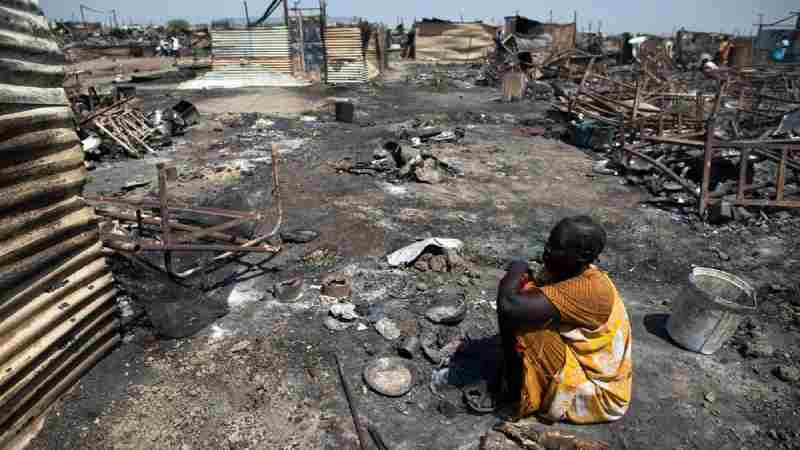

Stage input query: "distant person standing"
[
  {"left": 159, "top": 38, "right": 169, "bottom": 57},
  {"left": 170, "top": 36, "right": 181, "bottom": 59}
]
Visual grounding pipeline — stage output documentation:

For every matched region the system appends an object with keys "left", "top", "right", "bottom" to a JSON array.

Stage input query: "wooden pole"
[
  {"left": 699, "top": 118, "right": 715, "bottom": 218},
  {"left": 296, "top": 6, "right": 306, "bottom": 73},
  {"left": 319, "top": 0, "right": 328, "bottom": 83}
]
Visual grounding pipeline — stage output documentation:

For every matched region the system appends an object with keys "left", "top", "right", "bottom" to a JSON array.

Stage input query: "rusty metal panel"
[
  {"left": 414, "top": 22, "right": 497, "bottom": 63},
  {"left": 326, "top": 27, "right": 367, "bottom": 84},
  {"left": 211, "top": 27, "right": 292, "bottom": 73},
  {"left": 0, "top": 0, "right": 119, "bottom": 447}
]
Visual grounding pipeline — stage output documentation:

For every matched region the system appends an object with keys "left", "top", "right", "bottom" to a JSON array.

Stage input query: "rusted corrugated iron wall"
[
  {"left": 414, "top": 22, "right": 497, "bottom": 62},
  {"left": 211, "top": 27, "right": 292, "bottom": 73},
  {"left": 326, "top": 27, "right": 367, "bottom": 84},
  {"left": 0, "top": 1, "right": 119, "bottom": 447}
]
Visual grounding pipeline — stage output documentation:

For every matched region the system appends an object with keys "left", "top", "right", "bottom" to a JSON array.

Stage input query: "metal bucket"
[{"left": 667, "top": 267, "right": 757, "bottom": 355}]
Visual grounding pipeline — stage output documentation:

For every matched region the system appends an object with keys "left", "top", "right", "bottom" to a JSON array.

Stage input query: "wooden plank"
[{"left": 776, "top": 147, "right": 788, "bottom": 201}]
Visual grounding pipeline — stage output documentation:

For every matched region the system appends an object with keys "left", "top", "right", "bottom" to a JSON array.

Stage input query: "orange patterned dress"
[{"left": 515, "top": 265, "right": 633, "bottom": 423}]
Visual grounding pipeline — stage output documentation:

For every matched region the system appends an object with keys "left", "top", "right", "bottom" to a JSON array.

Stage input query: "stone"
[
  {"left": 399, "top": 146, "right": 421, "bottom": 165},
  {"left": 280, "top": 229, "right": 320, "bottom": 244},
  {"left": 445, "top": 249, "right": 467, "bottom": 272},
  {"left": 375, "top": 318, "right": 401, "bottom": 340},
  {"left": 740, "top": 336, "right": 775, "bottom": 359},
  {"left": 425, "top": 297, "right": 467, "bottom": 325},
  {"left": 330, "top": 303, "right": 359, "bottom": 322},
  {"left": 414, "top": 259, "right": 430, "bottom": 272},
  {"left": 429, "top": 255, "right": 448, "bottom": 273},
  {"left": 436, "top": 400, "right": 459, "bottom": 419},
  {"left": 735, "top": 207, "right": 754, "bottom": 223},
  {"left": 774, "top": 365, "right": 800, "bottom": 383},
  {"left": 714, "top": 248, "right": 730, "bottom": 261},
  {"left": 769, "top": 284, "right": 788, "bottom": 293},
  {"left": 324, "top": 316, "right": 354, "bottom": 332},
  {"left": 704, "top": 392, "right": 716, "bottom": 403},
  {"left": 416, "top": 282, "right": 429, "bottom": 292},
  {"left": 230, "top": 340, "right": 251, "bottom": 353},
  {"left": 415, "top": 158, "right": 443, "bottom": 184}
]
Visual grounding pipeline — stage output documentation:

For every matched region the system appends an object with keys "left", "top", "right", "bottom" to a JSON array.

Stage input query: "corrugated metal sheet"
[
  {"left": 326, "top": 27, "right": 367, "bottom": 84},
  {"left": 211, "top": 27, "right": 292, "bottom": 73},
  {"left": 414, "top": 22, "right": 497, "bottom": 63},
  {"left": 0, "top": 1, "right": 119, "bottom": 447}
]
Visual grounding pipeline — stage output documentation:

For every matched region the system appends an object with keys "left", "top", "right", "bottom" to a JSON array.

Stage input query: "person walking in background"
[
  {"left": 171, "top": 35, "right": 181, "bottom": 59},
  {"left": 718, "top": 36, "right": 734, "bottom": 66}
]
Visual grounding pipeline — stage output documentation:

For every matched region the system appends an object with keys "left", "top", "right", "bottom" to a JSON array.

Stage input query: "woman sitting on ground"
[{"left": 468, "top": 216, "right": 633, "bottom": 424}]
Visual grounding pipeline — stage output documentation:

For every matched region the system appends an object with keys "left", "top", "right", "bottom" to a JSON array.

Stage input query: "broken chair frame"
[{"left": 87, "top": 144, "right": 284, "bottom": 279}]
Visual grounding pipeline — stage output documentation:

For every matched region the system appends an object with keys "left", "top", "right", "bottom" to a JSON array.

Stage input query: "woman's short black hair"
[{"left": 549, "top": 216, "right": 607, "bottom": 264}]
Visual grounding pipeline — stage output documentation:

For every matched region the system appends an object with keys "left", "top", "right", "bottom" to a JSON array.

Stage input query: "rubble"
[
  {"left": 425, "top": 294, "right": 468, "bottom": 325},
  {"left": 330, "top": 303, "right": 360, "bottom": 321},
  {"left": 272, "top": 278, "right": 305, "bottom": 302},
  {"left": 773, "top": 365, "right": 800, "bottom": 383},
  {"left": 375, "top": 318, "right": 402, "bottom": 341},
  {"left": 74, "top": 94, "right": 199, "bottom": 162},
  {"left": 280, "top": 229, "right": 321, "bottom": 244},
  {"left": 324, "top": 316, "right": 355, "bottom": 331}
]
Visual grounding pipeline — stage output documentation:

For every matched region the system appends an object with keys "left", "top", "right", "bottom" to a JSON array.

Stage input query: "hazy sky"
[{"left": 41, "top": 0, "right": 797, "bottom": 35}]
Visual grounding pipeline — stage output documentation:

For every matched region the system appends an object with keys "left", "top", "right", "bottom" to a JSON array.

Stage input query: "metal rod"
[
  {"left": 92, "top": 208, "right": 250, "bottom": 245},
  {"left": 700, "top": 118, "right": 716, "bottom": 218},
  {"left": 174, "top": 217, "right": 252, "bottom": 244},
  {"left": 335, "top": 353, "right": 369, "bottom": 450},
  {"left": 368, "top": 426, "right": 390, "bottom": 450},
  {"left": 87, "top": 196, "right": 261, "bottom": 220},
  {"left": 139, "top": 243, "right": 278, "bottom": 253}
]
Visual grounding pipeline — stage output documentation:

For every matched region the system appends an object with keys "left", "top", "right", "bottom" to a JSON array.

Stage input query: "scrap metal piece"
[
  {"left": 273, "top": 277, "right": 304, "bottom": 302},
  {"left": 321, "top": 272, "right": 352, "bottom": 298}
]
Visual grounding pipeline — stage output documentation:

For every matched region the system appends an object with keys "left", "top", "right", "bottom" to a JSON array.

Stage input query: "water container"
[{"left": 667, "top": 267, "right": 757, "bottom": 355}]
